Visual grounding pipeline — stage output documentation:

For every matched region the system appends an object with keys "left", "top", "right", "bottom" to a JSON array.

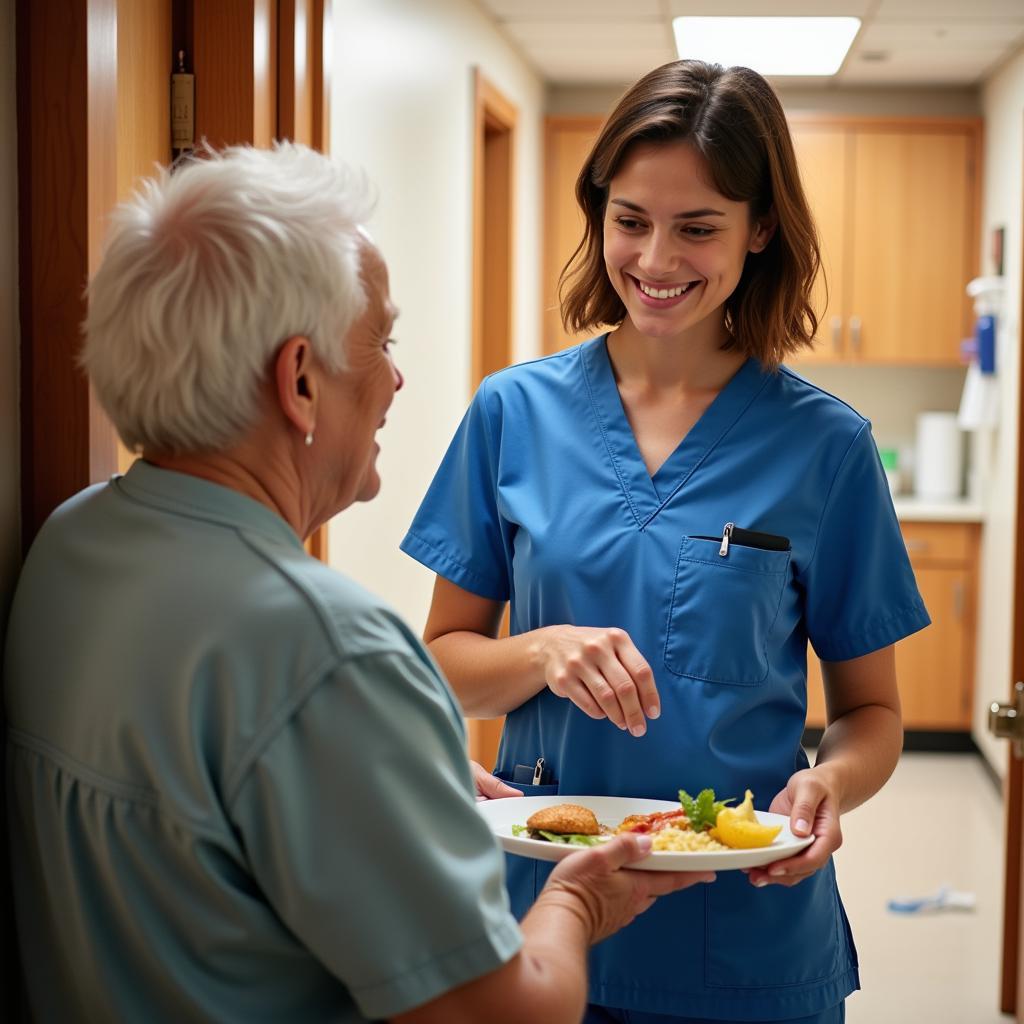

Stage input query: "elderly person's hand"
[
  {"left": 470, "top": 761, "right": 522, "bottom": 801},
  {"left": 539, "top": 832, "right": 715, "bottom": 943}
]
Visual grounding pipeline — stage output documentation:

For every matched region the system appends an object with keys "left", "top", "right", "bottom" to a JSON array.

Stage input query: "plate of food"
[{"left": 476, "top": 789, "right": 814, "bottom": 871}]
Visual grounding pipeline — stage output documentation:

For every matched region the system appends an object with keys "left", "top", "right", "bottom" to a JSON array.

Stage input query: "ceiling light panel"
[{"left": 673, "top": 17, "right": 861, "bottom": 76}]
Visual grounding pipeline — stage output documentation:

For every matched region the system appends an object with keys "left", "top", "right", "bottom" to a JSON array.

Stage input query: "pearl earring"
[{"left": 304, "top": 432, "right": 314, "bottom": 447}]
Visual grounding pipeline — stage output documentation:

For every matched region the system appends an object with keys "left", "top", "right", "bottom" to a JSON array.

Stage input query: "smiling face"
[
  {"left": 602, "top": 140, "right": 774, "bottom": 348},
  {"left": 318, "top": 239, "right": 403, "bottom": 509}
]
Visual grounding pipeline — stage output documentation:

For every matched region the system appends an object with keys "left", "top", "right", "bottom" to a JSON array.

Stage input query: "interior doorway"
[
  {"left": 467, "top": 68, "right": 517, "bottom": 769},
  {"left": 471, "top": 68, "right": 516, "bottom": 389}
]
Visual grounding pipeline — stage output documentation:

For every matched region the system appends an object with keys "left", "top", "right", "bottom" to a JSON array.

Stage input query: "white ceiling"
[{"left": 475, "top": 0, "right": 1024, "bottom": 88}]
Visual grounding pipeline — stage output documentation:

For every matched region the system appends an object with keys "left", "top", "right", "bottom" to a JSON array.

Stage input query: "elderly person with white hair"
[{"left": 4, "top": 144, "right": 713, "bottom": 1023}]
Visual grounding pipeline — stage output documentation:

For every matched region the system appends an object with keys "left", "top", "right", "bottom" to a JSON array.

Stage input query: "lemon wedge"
[{"left": 710, "top": 790, "right": 782, "bottom": 849}]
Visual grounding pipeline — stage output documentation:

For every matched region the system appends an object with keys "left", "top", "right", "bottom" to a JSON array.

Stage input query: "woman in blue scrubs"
[{"left": 402, "top": 60, "right": 929, "bottom": 1023}]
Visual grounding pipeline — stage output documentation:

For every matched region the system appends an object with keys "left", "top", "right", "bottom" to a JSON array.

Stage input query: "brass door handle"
[{"left": 989, "top": 681, "right": 1024, "bottom": 757}]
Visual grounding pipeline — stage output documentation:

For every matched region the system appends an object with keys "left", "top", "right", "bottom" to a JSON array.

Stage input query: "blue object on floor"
[{"left": 887, "top": 884, "right": 976, "bottom": 914}]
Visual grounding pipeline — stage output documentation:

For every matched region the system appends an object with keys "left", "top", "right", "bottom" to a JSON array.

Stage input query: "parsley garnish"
[{"left": 679, "top": 788, "right": 733, "bottom": 832}]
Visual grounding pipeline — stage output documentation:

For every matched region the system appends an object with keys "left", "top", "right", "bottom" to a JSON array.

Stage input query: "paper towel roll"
[{"left": 914, "top": 412, "right": 962, "bottom": 499}]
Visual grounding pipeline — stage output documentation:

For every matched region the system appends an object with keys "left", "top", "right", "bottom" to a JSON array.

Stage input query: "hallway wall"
[{"left": 327, "top": 0, "right": 545, "bottom": 631}]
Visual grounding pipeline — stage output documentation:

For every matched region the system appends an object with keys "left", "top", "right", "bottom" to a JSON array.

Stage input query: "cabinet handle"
[
  {"left": 904, "top": 538, "right": 929, "bottom": 553},
  {"left": 830, "top": 315, "right": 842, "bottom": 353},
  {"left": 849, "top": 316, "right": 862, "bottom": 353},
  {"left": 953, "top": 579, "right": 964, "bottom": 620}
]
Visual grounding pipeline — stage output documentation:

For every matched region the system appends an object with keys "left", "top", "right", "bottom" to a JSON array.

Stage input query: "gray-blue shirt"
[{"left": 5, "top": 460, "right": 521, "bottom": 1022}]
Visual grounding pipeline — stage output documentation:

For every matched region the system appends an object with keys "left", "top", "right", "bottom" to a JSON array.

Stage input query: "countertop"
[{"left": 892, "top": 496, "right": 985, "bottom": 523}]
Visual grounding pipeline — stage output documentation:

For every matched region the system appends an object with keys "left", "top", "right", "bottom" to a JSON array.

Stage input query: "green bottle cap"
[{"left": 878, "top": 447, "right": 898, "bottom": 471}]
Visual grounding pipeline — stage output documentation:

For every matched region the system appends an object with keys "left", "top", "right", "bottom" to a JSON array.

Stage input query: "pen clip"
[{"left": 532, "top": 757, "right": 545, "bottom": 786}]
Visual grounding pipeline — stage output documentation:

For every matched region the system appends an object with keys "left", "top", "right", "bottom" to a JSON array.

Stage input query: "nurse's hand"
[
  {"left": 541, "top": 832, "right": 715, "bottom": 943},
  {"left": 743, "top": 768, "right": 841, "bottom": 888},
  {"left": 537, "top": 625, "right": 660, "bottom": 736},
  {"left": 470, "top": 760, "right": 523, "bottom": 801}
]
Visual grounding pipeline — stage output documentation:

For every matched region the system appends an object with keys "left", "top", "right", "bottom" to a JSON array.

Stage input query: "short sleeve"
[
  {"left": 800, "top": 422, "right": 931, "bottom": 662},
  {"left": 401, "top": 379, "right": 512, "bottom": 601},
  {"left": 229, "top": 650, "right": 522, "bottom": 1020}
]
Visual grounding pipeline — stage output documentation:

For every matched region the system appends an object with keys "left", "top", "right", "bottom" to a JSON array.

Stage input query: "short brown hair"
[{"left": 560, "top": 60, "right": 821, "bottom": 370}]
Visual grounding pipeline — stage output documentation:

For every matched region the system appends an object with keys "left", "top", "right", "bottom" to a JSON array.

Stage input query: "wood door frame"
[
  {"left": 17, "top": 0, "right": 119, "bottom": 553},
  {"left": 468, "top": 68, "right": 517, "bottom": 768},
  {"left": 1001, "top": 117, "right": 1024, "bottom": 1017},
  {"left": 278, "top": 0, "right": 313, "bottom": 144},
  {"left": 471, "top": 68, "right": 517, "bottom": 392},
  {"left": 278, "top": 0, "right": 330, "bottom": 152}
]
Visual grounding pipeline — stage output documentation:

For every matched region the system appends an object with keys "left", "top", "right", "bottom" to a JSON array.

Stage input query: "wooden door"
[
  {"left": 787, "top": 125, "right": 849, "bottom": 365},
  {"left": 848, "top": 128, "right": 974, "bottom": 365},
  {"left": 1000, "top": 114, "right": 1024, "bottom": 1017},
  {"left": 543, "top": 116, "right": 603, "bottom": 354}
]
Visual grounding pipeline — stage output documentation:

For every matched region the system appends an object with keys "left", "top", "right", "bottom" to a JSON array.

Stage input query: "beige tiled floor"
[{"left": 834, "top": 752, "right": 1009, "bottom": 1023}]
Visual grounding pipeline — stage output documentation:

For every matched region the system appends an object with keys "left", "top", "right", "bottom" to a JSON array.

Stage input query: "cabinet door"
[
  {"left": 895, "top": 564, "right": 971, "bottom": 729},
  {"left": 788, "top": 126, "right": 849, "bottom": 365},
  {"left": 806, "top": 563, "right": 971, "bottom": 731},
  {"left": 543, "top": 117, "right": 603, "bottom": 354},
  {"left": 848, "top": 130, "right": 973, "bottom": 364}
]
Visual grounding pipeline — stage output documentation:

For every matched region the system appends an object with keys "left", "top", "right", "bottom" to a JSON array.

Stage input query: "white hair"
[{"left": 82, "top": 142, "right": 373, "bottom": 454}]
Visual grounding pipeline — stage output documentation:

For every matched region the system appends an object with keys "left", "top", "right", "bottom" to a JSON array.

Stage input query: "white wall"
[
  {"left": 972, "top": 45, "right": 1024, "bottom": 777},
  {"left": 327, "top": 0, "right": 544, "bottom": 630},
  {"left": 0, "top": 0, "right": 20, "bottom": 640}
]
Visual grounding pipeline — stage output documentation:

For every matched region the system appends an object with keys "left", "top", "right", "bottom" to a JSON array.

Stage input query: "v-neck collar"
[{"left": 580, "top": 334, "right": 770, "bottom": 530}]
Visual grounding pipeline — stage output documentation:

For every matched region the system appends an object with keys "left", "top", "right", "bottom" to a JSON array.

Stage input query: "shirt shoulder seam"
[
  {"left": 478, "top": 336, "right": 597, "bottom": 385},
  {"left": 224, "top": 648, "right": 439, "bottom": 807},
  {"left": 799, "top": 420, "right": 873, "bottom": 580},
  {"left": 777, "top": 365, "right": 870, "bottom": 424}
]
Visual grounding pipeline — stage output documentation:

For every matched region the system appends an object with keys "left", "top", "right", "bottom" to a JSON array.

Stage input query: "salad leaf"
[
  {"left": 679, "top": 788, "right": 733, "bottom": 833},
  {"left": 511, "top": 822, "right": 602, "bottom": 845},
  {"left": 536, "top": 830, "right": 605, "bottom": 846}
]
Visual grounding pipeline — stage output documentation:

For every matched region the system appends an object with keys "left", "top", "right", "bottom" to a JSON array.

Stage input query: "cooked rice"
[{"left": 650, "top": 827, "right": 727, "bottom": 853}]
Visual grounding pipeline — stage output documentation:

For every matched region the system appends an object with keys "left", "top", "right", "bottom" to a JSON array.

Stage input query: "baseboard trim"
[{"left": 802, "top": 728, "right": 979, "bottom": 754}]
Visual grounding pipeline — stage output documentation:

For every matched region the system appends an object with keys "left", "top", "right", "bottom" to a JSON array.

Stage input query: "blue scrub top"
[{"left": 402, "top": 336, "right": 930, "bottom": 1021}]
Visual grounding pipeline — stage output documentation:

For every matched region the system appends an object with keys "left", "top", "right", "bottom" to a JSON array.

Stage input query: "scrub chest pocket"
[{"left": 665, "top": 529, "right": 791, "bottom": 685}]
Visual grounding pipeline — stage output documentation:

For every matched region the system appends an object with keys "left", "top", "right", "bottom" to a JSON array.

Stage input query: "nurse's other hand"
[
  {"left": 542, "top": 832, "right": 715, "bottom": 944},
  {"left": 537, "top": 625, "right": 660, "bottom": 736},
  {"left": 470, "top": 760, "right": 523, "bottom": 801},
  {"left": 743, "top": 768, "right": 842, "bottom": 888}
]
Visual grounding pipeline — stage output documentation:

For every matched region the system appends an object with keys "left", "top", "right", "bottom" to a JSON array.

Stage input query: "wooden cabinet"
[
  {"left": 806, "top": 520, "right": 980, "bottom": 731},
  {"left": 789, "top": 118, "right": 981, "bottom": 367},
  {"left": 543, "top": 115, "right": 980, "bottom": 365},
  {"left": 787, "top": 128, "right": 849, "bottom": 365}
]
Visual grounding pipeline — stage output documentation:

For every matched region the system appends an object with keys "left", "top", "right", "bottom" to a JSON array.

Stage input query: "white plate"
[{"left": 476, "top": 794, "right": 814, "bottom": 872}]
